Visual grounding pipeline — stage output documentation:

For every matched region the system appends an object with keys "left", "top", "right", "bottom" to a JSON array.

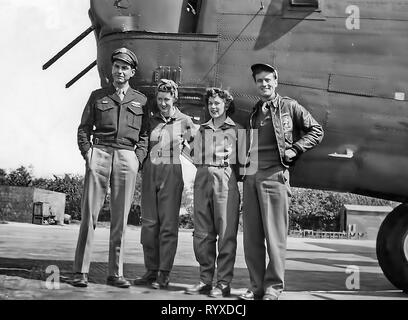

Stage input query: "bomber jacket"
[
  {"left": 246, "top": 93, "right": 324, "bottom": 170},
  {"left": 77, "top": 85, "right": 149, "bottom": 165}
]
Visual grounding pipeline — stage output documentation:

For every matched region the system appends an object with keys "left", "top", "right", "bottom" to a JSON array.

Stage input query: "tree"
[
  {"left": 33, "top": 174, "right": 84, "bottom": 220},
  {"left": 0, "top": 168, "right": 7, "bottom": 185},
  {"left": 6, "top": 166, "right": 33, "bottom": 187},
  {"left": 289, "top": 187, "right": 398, "bottom": 231}
]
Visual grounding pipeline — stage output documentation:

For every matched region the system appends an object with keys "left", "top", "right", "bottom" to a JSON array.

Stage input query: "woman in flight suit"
[
  {"left": 185, "top": 88, "right": 242, "bottom": 297},
  {"left": 134, "top": 79, "right": 196, "bottom": 289}
]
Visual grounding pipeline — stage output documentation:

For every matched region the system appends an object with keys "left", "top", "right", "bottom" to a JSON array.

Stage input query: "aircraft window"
[
  {"left": 290, "top": 0, "right": 319, "bottom": 7},
  {"left": 180, "top": 0, "right": 202, "bottom": 33}
]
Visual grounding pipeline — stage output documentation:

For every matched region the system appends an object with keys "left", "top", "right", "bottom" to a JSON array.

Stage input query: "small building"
[
  {"left": 339, "top": 204, "right": 393, "bottom": 240},
  {"left": 0, "top": 186, "right": 66, "bottom": 224}
]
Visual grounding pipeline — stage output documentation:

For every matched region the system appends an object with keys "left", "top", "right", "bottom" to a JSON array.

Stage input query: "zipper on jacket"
[{"left": 271, "top": 99, "right": 285, "bottom": 164}]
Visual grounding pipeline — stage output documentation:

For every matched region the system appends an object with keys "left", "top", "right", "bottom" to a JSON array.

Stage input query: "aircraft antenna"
[
  {"left": 65, "top": 60, "right": 97, "bottom": 89},
  {"left": 42, "top": 26, "right": 95, "bottom": 70},
  {"left": 200, "top": 1, "right": 264, "bottom": 84}
]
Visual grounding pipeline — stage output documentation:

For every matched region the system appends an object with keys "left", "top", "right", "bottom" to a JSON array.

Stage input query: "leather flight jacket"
[
  {"left": 246, "top": 93, "right": 324, "bottom": 169},
  {"left": 77, "top": 85, "right": 149, "bottom": 165}
]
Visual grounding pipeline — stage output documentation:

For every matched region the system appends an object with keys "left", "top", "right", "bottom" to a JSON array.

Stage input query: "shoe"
[
  {"left": 185, "top": 281, "right": 212, "bottom": 295},
  {"left": 133, "top": 270, "right": 158, "bottom": 286},
  {"left": 71, "top": 273, "right": 88, "bottom": 288},
  {"left": 263, "top": 291, "right": 280, "bottom": 300},
  {"left": 106, "top": 276, "right": 131, "bottom": 288},
  {"left": 151, "top": 271, "right": 170, "bottom": 289},
  {"left": 238, "top": 290, "right": 262, "bottom": 300},
  {"left": 209, "top": 283, "right": 231, "bottom": 298},
  {"left": 263, "top": 293, "right": 279, "bottom": 300}
]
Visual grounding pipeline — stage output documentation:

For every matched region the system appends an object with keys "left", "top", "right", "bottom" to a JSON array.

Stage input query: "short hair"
[
  {"left": 205, "top": 87, "right": 235, "bottom": 116},
  {"left": 156, "top": 79, "right": 178, "bottom": 100}
]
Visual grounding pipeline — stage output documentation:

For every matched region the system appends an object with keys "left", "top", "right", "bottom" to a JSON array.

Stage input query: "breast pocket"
[
  {"left": 95, "top": 103, "right": 115, "bottom": 126},
  {"left": 127, "top": 104, "right": 144, "bottom": 130}
]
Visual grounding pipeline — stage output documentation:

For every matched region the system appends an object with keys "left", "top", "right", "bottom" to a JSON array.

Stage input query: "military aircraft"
[{"left": 43, "top": 0, "right": 408, "bottom": 292}]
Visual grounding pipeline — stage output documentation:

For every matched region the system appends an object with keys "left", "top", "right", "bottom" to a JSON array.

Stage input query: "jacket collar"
[
  {"left": 202, "top": 116, "right": 236, "bottom": 130},
  {"left": 253, "top": 93, "right": 280, "bottom": 112},
  {"left": 153, "top": 107, "right": 181, "bottom": 122},
  {"left": 250, "top": 93, "right": 281, "bottom": 128},
  {"left": 107, "top": 85, "right": 137, "bottom": 104}
]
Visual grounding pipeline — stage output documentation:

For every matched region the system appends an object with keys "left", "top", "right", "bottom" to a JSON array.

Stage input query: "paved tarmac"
[{"left": 0, "top": 221, "right": 407, "bottom": 300}]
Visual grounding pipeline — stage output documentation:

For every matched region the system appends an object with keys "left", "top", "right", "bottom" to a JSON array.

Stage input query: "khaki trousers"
[
  {"left": 73, "top": 146, "right": 139, "bottom": 277},
  {"left": 140, "top": 161, "right": 184, "bottom": 272},
  {"left": 193, "top": 166, "right": 240, "bottom": 286},
  {"left": 242, "top": 166, "right": 291, "bottom": 296}
]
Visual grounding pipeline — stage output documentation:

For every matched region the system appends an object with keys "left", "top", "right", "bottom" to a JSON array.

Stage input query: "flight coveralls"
[
  {"left": 243, "top": 93, "right": 323, "bottom": 297},
  {"left": 141, "top": 107, "right": 195, "bottom": 273},
  {"left": 192, "top": 117, "right": 243, "bottom": 287},
  {"left": 75, "top": 85, "right": 149, "bottom": 277}
]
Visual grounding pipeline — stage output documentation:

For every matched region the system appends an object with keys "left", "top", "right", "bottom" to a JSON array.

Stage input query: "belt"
[
  {"left": 198, "top": 162, "right": 229, "bottom": 168},
  {"left": 93, "top": 137, "right": 133, "bottom": 147}
]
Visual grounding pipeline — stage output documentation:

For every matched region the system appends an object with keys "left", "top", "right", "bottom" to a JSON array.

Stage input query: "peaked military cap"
[{"left": 111, "top": 47, "right": 138, "bottom": 68}]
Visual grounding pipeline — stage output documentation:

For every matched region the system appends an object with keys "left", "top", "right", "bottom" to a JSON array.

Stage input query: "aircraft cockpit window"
[
  {"left": 290, "top": 0, "right": 319, "bottom": 7},
  {"left": 285, "top": 0, "right": 324, "bottom": 19},
  {"left": 180, "top": 0, "right": 202, "bottom": 33}
]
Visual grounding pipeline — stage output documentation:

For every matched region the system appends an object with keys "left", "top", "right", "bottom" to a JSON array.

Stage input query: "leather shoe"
[
  {"left": 263, "top": 292, "right": 280, "bottom": 300},
  {"left": 185, "top": 281, "right": 212, "bottom": 295},
  {"left": 106, "top": 276, "right": 131, "bottom": 288},
  {"left": 209, "top": 283, "right": 231, "bottom": 298},
  {"left": 71, "top": 273, "right": 88, "bottom": 288},
  {"left": 238, "top": 290, "right": 262, "bottom": 300},
  {"left": 133, "top": 270, "right": 158, "bottom": 286},
  {"left": 151, "top": 271, "right": 170, "bottom": 289}
]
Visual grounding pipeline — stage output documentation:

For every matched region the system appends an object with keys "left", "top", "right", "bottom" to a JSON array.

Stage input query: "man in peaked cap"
[
  {"left": 239, "top": 63, "right": 324, "bottom": 300},
  {"left": 72, "top": 47, "right": 149, "bottom": 288},
  {"left": 111, "top": 47, "right": 139, "bottom": 69}
]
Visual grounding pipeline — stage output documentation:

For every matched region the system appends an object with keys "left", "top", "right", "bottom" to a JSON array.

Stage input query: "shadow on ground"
[{"left": 0, "top": 255, "right": 397, "bottom": 294}]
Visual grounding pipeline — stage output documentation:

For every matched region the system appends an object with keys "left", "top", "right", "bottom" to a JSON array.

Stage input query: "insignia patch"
[
  {"left": 131, "top": 101, "right": 141, "bottom": 108},
  {"left": 102, "top": 100, "right": 109, "bottom": 104},
  {"left": 282, "top": 114, "right": 293, "bottom": 132}
]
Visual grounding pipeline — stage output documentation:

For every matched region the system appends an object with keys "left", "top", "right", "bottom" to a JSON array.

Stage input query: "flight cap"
[
  {"left": 250, "top": 63, "right": 278, "bottom": 80},
  {"left": 111, "top": 47, "right": 138, "bottom": 68}
]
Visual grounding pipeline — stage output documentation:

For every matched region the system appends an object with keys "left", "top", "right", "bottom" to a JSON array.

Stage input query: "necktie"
[{"left": 116, "top": 89, "right": 124, "bottom": 101}]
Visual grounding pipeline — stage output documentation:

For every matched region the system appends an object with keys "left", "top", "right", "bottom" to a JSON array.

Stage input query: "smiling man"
[
  {"left": 73, "top": 47, "right": 149, "bottom": 288},
  {"left": 239, "top": 63, "right": 324, "bottom": 300}
]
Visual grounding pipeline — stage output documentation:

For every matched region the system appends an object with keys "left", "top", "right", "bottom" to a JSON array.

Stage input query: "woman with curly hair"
[{"left": 185, "top": 87, "right": 243, "bottom": 298}]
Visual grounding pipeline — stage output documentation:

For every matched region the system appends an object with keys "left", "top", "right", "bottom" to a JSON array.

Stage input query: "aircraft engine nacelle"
[
  {"left": 89, "top": 0, "right": 218, "bottom": 123},
  {"left": 90, "top": 0, "right": 196, "bottom": 37}
]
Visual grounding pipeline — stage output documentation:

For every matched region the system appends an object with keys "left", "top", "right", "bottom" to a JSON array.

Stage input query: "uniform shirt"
[
  {"left": 113, "top": 83, "right": 129, "bottom": 100},
  {"left": 77, "top": 85, "right": 149, "bottom": 165},
  {"left": 148, "top": 107, "right": 196, "bottom": 165},
  {"left": 193, "top": 117, "right": 242, "bottom": 167}
]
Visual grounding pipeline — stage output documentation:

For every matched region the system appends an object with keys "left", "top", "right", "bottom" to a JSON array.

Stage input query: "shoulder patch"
[{"left": 282, "top": 114, "right": 293, "bottom": 132}]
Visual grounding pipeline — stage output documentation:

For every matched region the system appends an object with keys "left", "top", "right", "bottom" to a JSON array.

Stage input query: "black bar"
[
  {"left": 43, "top": 25, "right": 95, "bottom": 70},
  {"left": 65, "top": 60, "right": 97, "bottom": 89}
]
